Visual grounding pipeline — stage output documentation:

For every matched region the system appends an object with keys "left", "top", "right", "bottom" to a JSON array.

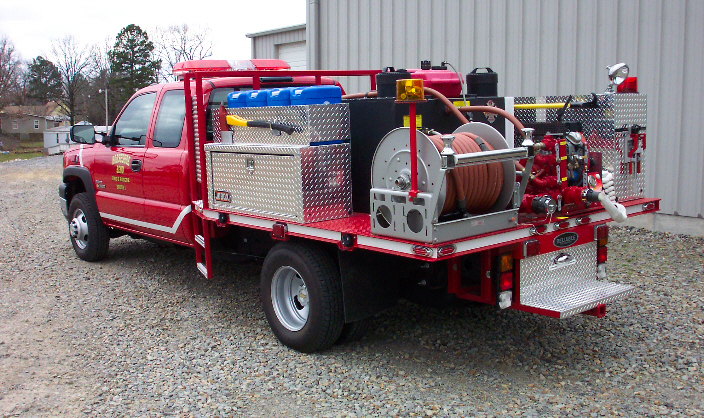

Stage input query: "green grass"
[
  {"left": 0, "top": 152, "right": 44, "bottom": 163},
  {"left": 19, "top": 140, "right": 44, "bottom": 148}
]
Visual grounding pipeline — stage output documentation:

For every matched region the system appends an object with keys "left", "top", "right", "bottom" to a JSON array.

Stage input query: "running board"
[
  {"left": 518, "top": 279, "right": 635, "bottom": 318},
  {"left": 517, "top": 241, "right": 636, "bottom": 318}
]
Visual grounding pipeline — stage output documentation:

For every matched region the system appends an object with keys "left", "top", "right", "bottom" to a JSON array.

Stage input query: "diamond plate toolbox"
[
  {"left": 513, "top": 93, "right": 647, "bottom": 200},
  {"left": 204, "top": 142, "right": 352, "bottom": 223},
  {"left": 222, "top": 103, "right": 350, "bottom": 146},
  {"left": 519, "top": 242, "right": 635, "bottom": 318}
]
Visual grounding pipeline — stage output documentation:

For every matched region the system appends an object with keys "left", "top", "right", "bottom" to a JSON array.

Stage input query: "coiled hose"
[
  {"left": 428, "top": 132, "right": 503, "bottom": 214},
  {"left": 341, "top": 88, "right": 514, "bottom": 214}
]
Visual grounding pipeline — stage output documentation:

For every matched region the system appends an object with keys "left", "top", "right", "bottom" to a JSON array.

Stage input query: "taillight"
[
  {"left": 554, "top": 220, "right": 570, "bottom": 230},
  {"left": 597, "top": 246, "right": 607, "bottom": 264},
  {"left": 412, "top": 245, "right": 433, "bottom": 257},
  {"left": 595, "top": 224, "right": 608, "bottom": 279},
  {"left": 497, "top": 252, "right": 513, "bottom": 273},
  {"left": 499, "top": 271, "right": 513, "bottom": 291},
  {"left": 523, "top": 239, "right": 540, "bottom": 257},
  {"left": 437, "top": 244, "right": 456, "bottom": 257},
  {"left": 496, "top": 252, "right": 514, "bottom": 291},
  {"left": 594, "top": 224, "right": 608, "bottom": 247}
]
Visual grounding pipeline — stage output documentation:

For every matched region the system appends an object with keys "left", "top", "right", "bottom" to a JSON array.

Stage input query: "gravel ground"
[{"left": 0, "top": 155, "right": 702, "bottom": 417}]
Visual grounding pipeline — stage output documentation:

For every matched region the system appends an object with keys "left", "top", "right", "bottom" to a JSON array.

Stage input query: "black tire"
[
  {"left": 336, "top": 317, "right": 373, "bottom": 345},
  {"left": 260, "top": 241, "right": 344, "bottom": 353},
  {"left": 67, "top": 192, "right": 109, "bottom": 261}
]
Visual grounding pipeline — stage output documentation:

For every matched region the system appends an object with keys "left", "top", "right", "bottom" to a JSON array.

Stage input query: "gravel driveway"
[{"left": 0, "top": 155, "right": 702, "bottom": 417}]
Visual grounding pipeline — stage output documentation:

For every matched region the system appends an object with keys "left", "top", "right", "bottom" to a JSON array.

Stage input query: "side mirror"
[{"left": 70, "top": 125, "right": 96, "bottom": 144}]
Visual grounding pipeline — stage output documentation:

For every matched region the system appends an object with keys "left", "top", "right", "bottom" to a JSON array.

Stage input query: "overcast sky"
[{"left": 0, "top": 0, "right": 306, "bottom": 63}]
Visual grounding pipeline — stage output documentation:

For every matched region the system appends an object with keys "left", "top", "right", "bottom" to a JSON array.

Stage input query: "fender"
[{"left": 60, "top": 166, "right": 97, "bottom": 220}]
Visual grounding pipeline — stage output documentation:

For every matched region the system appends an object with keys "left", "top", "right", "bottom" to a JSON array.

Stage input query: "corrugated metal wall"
[
  {"left": 250, "top": 26, "right": 306, "bottom": 60},
  {"left": 308, "top": 0, "right": 704, "bottom": 219}
]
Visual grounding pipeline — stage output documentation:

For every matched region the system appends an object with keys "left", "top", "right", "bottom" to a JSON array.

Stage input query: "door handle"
[{"left": 130, "top": 159, "right": 142, "bottom": 172}]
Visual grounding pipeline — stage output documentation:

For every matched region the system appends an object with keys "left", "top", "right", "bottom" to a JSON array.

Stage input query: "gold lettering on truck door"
[{"left": 112, "top": 153, "right": 130, "bottom": 166}]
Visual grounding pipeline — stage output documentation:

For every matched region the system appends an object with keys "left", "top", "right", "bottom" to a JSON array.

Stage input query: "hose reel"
[{"left": 370, "top": 123, "right": 523, "bottom": 243}]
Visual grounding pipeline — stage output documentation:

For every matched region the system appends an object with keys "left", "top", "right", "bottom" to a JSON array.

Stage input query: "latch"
[
  {"left": 246, "top": 158, "right": 255, "bottom": 174},
  {"left": 627, "top": 124, "right": 646, "bottom": 174}
]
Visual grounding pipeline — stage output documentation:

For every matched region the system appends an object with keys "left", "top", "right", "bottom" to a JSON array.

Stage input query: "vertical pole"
[
  {"left": 104, "top": 89, "right": 108, "bottom": 130},
  {"left": 409, "top": 102, "right": 418, "bottom": 199}
]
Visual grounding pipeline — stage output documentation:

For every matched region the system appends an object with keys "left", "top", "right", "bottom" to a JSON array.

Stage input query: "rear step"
[{"left": 517, "top": 241, "right": 635, "bottom": 318}]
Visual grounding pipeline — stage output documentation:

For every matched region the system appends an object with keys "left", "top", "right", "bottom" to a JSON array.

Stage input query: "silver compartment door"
[
  {"left": 208, "top": 151, "right": 304, "bottom": 221},
  {"left": 519, "top": 242, "right": 635, "bottom": 318}
]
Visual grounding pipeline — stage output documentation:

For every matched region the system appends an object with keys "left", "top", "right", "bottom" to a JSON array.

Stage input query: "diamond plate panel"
[
  {"left": 205, "top": 143, "right": 352, "bottom": 223},
  {"left": 519, "top": 242, "right": 635, "bottom": 318},
  {"left": 225, "top": 103, "right": 350, "bottom": 146},
  {"left": 514, "top": 93, "right": 647, "bottom": 200},
  {"left": 192, "top": 95, "right": 202, "bottom": 183}
]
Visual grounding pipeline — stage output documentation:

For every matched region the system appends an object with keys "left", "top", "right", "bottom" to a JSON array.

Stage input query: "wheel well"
[{"left": 64, "top": 176, "right": 87, "bottom": 205}]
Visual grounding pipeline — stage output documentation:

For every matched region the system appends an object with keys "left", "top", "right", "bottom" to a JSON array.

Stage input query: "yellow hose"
[{"left": 513, "top": 103, "right": 569, "bottom": 110}]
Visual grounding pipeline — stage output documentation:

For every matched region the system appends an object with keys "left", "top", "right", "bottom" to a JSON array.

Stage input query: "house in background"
[
  {"left": 44, "top": 125, "right": 109, "bottom": 155},
  {"left": 0, "top": 102, "right": 69, "bottom": 139}
]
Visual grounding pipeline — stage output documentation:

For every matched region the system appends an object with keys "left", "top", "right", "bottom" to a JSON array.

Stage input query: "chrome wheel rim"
[
  {"left": 69, "top": 208, "right": 89, "bottom": 250},
  {"left": 271, "top": 266, "right": 309, "bottom": 331}
]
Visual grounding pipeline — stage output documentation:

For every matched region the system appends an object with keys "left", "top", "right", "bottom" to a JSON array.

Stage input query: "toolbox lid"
[
  {"left": 246, "top": 90, "right": 268, "bottom": 107},
  {"left": 227, "top": 91, "right": 248, "bottom": 108},
  {"left": 266, "top": 87, "right": 293, "bottom": 107},
  {"left": 291, "top": 85, "right": 342, "bottom": 105}
]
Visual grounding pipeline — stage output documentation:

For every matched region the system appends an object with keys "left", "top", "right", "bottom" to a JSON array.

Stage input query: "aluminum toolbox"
[
  {"left": 204, "top": 142, "right": 352, "bottom": 223},
  {"left": 513, "top": 93, "right": 647, "bottom": 201},
  {"left": 217, "top": 103, "right": 350, "bottom": 146}
]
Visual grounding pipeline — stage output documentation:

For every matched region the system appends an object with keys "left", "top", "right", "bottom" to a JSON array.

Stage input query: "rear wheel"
[
  {"left": 68, "top": 192, "right": 109, "bottom": 261},
  {"left": 261, "top": 242, "right": 344, "bottom": 352}
]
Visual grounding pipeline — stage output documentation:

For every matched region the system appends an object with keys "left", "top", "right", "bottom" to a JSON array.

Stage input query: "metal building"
[
  {"left": 303, "top": 0, "right": 704, "bottom": 235},
  {"left": 247, "top": 24, "right": 307, "bottom": 70}
]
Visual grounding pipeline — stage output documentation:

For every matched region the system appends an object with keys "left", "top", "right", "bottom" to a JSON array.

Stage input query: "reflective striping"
[{"left": 100, "top": 205, "right": 191, "bottom": 234}]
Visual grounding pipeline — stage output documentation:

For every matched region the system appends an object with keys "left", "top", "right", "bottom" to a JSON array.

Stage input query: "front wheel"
[
  {"left": 260, "top": 242, "right": 344, "bottom": 353},
  {"left": 68, "top": 192, "right": 109, "bottom": 261}
]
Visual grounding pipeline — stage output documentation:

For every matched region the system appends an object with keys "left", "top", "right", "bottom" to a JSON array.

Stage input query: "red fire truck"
[{"left": 60, "top": 59, "right": 658, "bottom": 352}]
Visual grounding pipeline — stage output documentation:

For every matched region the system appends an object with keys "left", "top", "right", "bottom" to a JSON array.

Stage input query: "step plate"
[{"left": 519, "top": 241, "right": 635, "bottom": 318}]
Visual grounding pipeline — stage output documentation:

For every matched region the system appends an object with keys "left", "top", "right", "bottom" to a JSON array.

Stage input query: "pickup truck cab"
[{"left": 60, "top": 70, "right": 339, "bottom": 260}]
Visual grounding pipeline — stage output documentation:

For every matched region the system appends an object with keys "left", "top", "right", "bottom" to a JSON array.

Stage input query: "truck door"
[
  {"left": 93, "top": 92, "right": 156, "bottom": 224},
  {"left": 140, "top": 89, "right": 191, "bottom": 242}
]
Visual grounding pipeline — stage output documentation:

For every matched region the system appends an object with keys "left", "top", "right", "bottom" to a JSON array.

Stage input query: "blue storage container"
[
  {"left": 290, "top": 85, "right": 342, "bottom": 106},
  {"left": 266, "top": 88, "right": 293, "bottom": 107},
  {"left": 227, "top": 91, "right": 248, "bottom": 108},
  {"left": 246, "top": 90, "right": 268, "bottom": 107}
]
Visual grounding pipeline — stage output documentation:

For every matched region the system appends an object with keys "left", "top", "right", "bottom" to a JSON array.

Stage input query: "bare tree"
[
  {"left": 0, "top": 35, "right": 22, "bottom": 107},
  {"left": 51, "top": 36, "right": 90, "bottom": 125},
  {"left": 85, "top": 38, "right": 119, "bottom": 125},
  {"left": 152, "top": 24, "right": 213, "bottom": 82}
]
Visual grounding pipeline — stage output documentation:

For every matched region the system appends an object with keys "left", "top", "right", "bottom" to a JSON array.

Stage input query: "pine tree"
[
  {"left": 109, "top": 24, "right": 161, "bottom": 105},
  {"left": 27, "top": 56, "right": 62, "bottom": 104}
]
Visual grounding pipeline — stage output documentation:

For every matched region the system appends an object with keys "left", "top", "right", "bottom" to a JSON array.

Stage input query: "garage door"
[{"left": 277, "top": 41, "right": 306, "bottom": 70}]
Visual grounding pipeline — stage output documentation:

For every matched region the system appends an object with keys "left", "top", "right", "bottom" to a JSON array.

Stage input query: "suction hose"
[
  {"left": 585, "top": 189, "right": 627, "bottom": 222},
  {"left": 598, "top": 192, "right": 628, "bottom": 223}
]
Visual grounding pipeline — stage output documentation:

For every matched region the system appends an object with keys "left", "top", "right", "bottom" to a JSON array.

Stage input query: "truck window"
[
  {"left": 206, "top": 87, "right": 240, "bottom": 141},
  {"left": 113, "top": 92, "right": 156, "bottom": 147},
  {"left": 152, "top": 90, "right": 186, "bottom": 148}
]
